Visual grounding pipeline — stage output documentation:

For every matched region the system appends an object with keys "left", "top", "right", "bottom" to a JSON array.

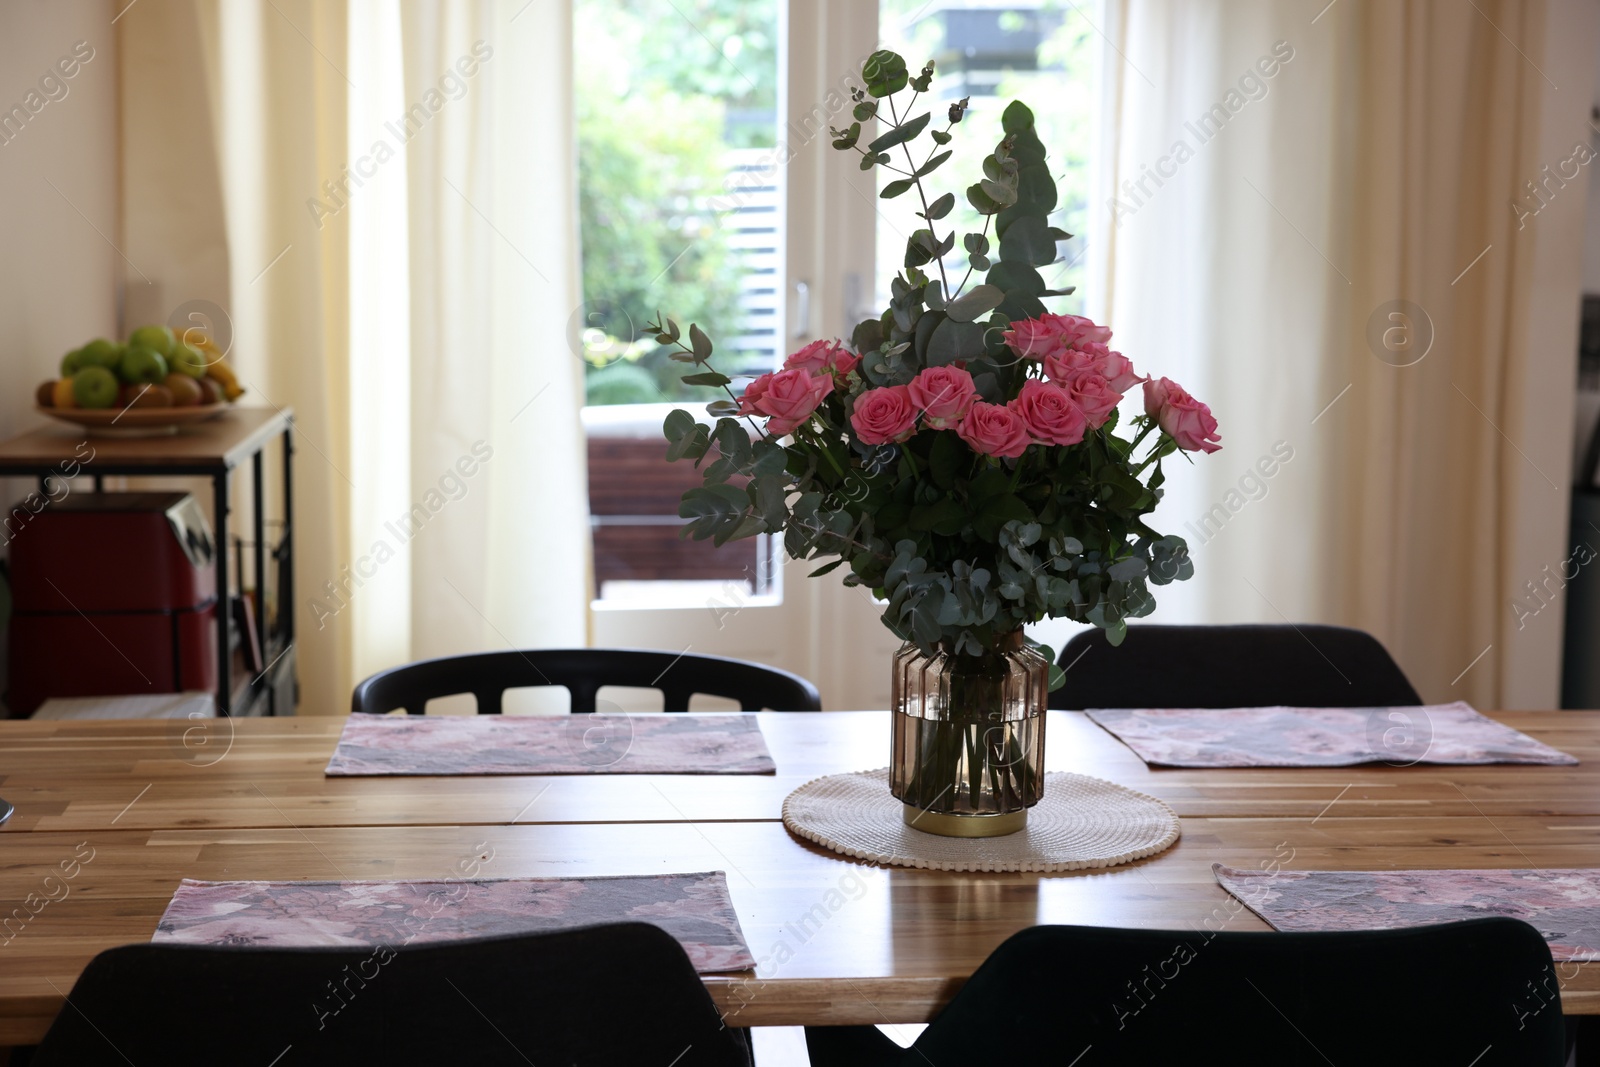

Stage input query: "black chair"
[
  {"left": 1049, "top": 623, "right": 1422, "bottom": 710},
  {"left": 807, "top": 919, "right": 1565, "bottom": 1066},
  {"left": 352, "top": 648, "right": 822, "bottom": 715},
  {"left": 31, "top": 922, "right": 750, "bottom": 1066}
]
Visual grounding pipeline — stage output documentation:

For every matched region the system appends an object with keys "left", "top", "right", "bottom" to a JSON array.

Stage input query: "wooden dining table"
[{"left": 0, "top": 708, "right": 1596, "bottom": 1045}]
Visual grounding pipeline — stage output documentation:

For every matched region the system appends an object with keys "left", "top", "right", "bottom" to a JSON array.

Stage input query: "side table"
[{"left": 0, "top": 408, "right": 296, "bottom": 716}]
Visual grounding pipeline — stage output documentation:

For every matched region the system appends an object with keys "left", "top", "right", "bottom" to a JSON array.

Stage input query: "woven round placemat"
[{"left": 782, "top": 769, "right": 1181, "bottom": 873}]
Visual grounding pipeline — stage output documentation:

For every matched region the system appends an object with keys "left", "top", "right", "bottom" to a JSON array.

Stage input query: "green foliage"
[
  {"left": 656, "top": 50, "right": 1203, "bottom": 667},
  {"left": 574, "top": 0, "right": 778, "bottom": 405}
]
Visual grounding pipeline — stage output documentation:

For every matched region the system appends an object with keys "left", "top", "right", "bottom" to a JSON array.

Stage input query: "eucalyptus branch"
[
  {"left": 888, "top": 93, "right": 951, "bottom": 296},
  {"left": 846, "top": 142, "right": 913, "bottom": 176},
  {"left": 791, "top": 521, "right": 894, "bottom": 567},
  {"left": 949, "top": 213, "right": 993, "bottom": 300},
  {"left": 655, "top": 328, "right": 768, "bottom": 440}
]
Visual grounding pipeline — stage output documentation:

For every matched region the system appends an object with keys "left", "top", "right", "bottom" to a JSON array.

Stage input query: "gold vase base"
[{"left": 902, "top": 804, "right": 1027, "bottom": 838}]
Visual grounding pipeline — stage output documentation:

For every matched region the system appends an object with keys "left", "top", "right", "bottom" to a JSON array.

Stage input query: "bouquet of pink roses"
[{"left": 658, "top": 52, "right": 1217, "bottom": 681}]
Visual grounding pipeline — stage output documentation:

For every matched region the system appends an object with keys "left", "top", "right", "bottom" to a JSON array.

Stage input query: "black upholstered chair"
[
  {"left": 807, "top": 919, "right": 1564, "bottom": 1067},
  {"left": 32, "top": 923, "right": 751, "bottom": 1067},
  {"left": 351, "top": 648, "right": 821, "bottom": 715},
  {"left": 1048, "top": 623, "right": 1422, "bottom": 710}
]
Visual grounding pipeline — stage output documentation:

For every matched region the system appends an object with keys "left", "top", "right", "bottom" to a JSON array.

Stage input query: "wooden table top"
[
  {"left": 2, "top": 711, "right": 1595, "bottom": 831},
  {"left": 0, "top": 709, "right": 1594, "bottom": 1041},
  {"left": 0, "top": 406, "right": 291, "bottom": 473}
]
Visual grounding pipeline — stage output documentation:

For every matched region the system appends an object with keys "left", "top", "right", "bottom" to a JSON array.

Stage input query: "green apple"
[
  {"left": 169, "top": 340, "right": 208, "bottom": 378},
  {"left": 77, "top": 338, "right": 123, "bottom": 369},
  {"left": 72, "top": 365, "right": 119, "bottom": 409},
  {"left": 128, "top": 324, "right": 176, "bottom": 357},
  {"left": 118, "top": 345, "right": 169, "bottom": 385},
  {"left": 60, "top": 347, "right": 85, "bottom": 377}
]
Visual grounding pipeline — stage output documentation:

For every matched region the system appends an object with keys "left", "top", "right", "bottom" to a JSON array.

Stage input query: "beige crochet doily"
[{"left": 781, "top": 768, "right": 1181, "bottom": 873}]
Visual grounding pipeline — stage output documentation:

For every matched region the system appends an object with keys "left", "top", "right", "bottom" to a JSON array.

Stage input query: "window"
[
  {"left": 876, "top": 1, "right": 1098, "bottom": 315},
  {"left": 574, "top": 1, "right": 1098, "bottom": 613},
  {"left": 574, "top": 0, "right": 782, "bottom": 604}
]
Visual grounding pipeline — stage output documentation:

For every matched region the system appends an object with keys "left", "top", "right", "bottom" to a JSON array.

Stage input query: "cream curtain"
[
  {"left": 126, "top": 0, "right": 354, "bottom": 715},
  {"left": 393, "top": 1, "right": 591, "bottom": 694},
  {"left": 1094, "top": 0, "right": 1595, "bottom": 706},
  {"left": 120, "top": 0, "right": 589, "bottom": 716}
]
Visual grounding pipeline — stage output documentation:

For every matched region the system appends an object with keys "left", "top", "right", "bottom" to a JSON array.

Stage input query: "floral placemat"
[
  {"left": 1085, "top": 702, "right": 1576, "bottom": 768},
  {"left": 153, "top": 871, "right": 755, "bottom": 973},
  {"left": 1214, "top": 864, "right": 1600, "bottom": 960},
  {"left": 324, "top": 713, "right": 776, "bottom": 776}
]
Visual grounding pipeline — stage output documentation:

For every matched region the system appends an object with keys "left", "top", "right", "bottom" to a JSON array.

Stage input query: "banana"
[{"left": 205, "top": 358, "right": 245, "bottom": 401}]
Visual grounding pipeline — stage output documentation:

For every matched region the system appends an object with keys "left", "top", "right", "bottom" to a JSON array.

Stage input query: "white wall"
[
  {"left": 0, "top": 0, "right": 120, "bottom": 459},
  {"left": 0, "top": 0, "right": 119, "bottom": 708}
]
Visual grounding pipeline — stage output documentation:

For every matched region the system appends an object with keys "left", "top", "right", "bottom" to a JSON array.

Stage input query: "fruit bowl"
[{"left": 35, "top": 403, "right": 231, "bottom": 437}]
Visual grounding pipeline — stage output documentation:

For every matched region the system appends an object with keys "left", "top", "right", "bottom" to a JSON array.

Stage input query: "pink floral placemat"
[
  {"left": 324, "top": 713, "right": 776, "bottom": 776},
  {"left": 1085, "top": 701, "right": 1576, "bottom": 768},
  {"left": 1214, "top": 864, "right": 1600, "bottom": 960},
  {"left": 153, "top": 871, "right": 755, "bottom": 973}
]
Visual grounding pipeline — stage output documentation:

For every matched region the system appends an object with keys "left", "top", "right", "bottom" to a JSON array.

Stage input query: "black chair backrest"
[
  {"left": 810, "top": 918, "right": 1564, "bottom": 1066},
  {"left": 351, "top": 648, "right": 822, "bottom": 715},
  {"left": 32, "top": 922, "right": 751, "bottom": 1067},
  {"left": 1049, "top": 623, "right": 1422, "bottom": 710}
]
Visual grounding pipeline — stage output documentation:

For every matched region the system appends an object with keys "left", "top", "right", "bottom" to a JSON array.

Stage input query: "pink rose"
[
  {"left": 1064, "top": 372, "right": 1119, "bottom": 429},
  {"left": 1085, "top": 344, "right": 1142, "bottom": 393},
  {"left": 1144, "top": 377, "right": 1221, "bottom": 453},
  {"left": 1043, "top": 342, "right": 1142, "bottom": 395},
  {"left": 957, "top": 401, "right": 1032, "bottom": 459},
  {"left": 906, "top": 366, "right": 978, "bottom": 429},
  {"left": 752, "top": 367, "right": 834, "bottom": 435},
  {"left": 736, "top": 373, "right": 773, "bottom": 417},
  {"left": 784, "top": 339, "right": 860, "bottom": 378},
  {"left": 1013, "top": 378, "right": 1087, "bottom": 446},
  {"left": 1002, "top": 313, "right": 1113, "bottom": 361},
  {"left": 850, "top": 385, "right": 917, "bottom": 445}
]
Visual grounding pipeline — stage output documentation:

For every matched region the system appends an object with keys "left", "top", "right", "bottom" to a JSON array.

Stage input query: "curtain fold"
[
  {"left": 132, "top": 0, "right": 589, "bottom": 716},
  {"left": 185, "top": 0, "right": 358, "bottom": 716},
  {"left": 396, "top": 0, "right": 590, "bottom": 699},
  {"left": 1095, "top": 0, "right": 1593, "bottom": 706}
]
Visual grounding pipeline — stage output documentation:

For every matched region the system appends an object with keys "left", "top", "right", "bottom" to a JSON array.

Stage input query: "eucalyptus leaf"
[
  {"left": 689, "top": 323, "right": 713, "bottom": 362},
  {"left": 943, "top": 284, "right": 1004, "bottom": 324},
  {"left": 925, "top": 191, "right": 955, "bottom": 220},
  {"left": 852, "top": 317, "right": 885, "bottom": 355},
  {"left": 679, "top": 483, "right": 748, "bottom": 540},
  {"left": 997, "top": 215, "right": 1061, "bottom": 266},
  {"left": 662, "top": 408, "right": 696, "bottom": 444},
  {"left": 718, "top": 512, "right": 767, "bottom": 547},
  {"left": 924, "top": 317, "right": 986, "bottom": 365},
  {"left": 681, "top": 371, "right": 731, "bottom": 388},
  {"left": 862, "top": 50, "right": 909, "bottom": 97},
  {"left": 915, "top": 150, "right": 951, "bottom": 178},
  {"left": 881, "top": 177, "right": 916, "bottom": 200},
  {"left": 979, "top": 178, "right": 1018, "bottom": 207},
  {"left": 665, "top": 422, "right": 710, "bottom": 463},
  {"left": 867, "top": 112, "right": 931, "bottom": 154},
  {"left": 986, "top": 260, "right": 1046, "bottom": 296},
  {"left": 966, "top": 183, "right": 1001, "bottom": 215}
]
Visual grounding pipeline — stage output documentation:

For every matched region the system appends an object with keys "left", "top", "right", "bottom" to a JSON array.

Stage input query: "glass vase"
[{"left": 889, "top": 630, "right": 1048, "bottom": 838}]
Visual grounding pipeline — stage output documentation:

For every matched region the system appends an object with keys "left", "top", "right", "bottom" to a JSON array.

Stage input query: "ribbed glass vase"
[{"left": 889, "top": 630, "right": 1048, "bottom": 838}]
